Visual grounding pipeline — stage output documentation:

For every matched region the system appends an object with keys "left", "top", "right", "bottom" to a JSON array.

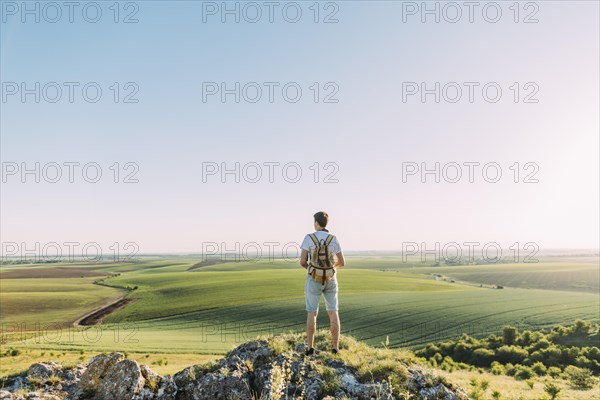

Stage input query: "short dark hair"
[{"left": 313, "top": 211, "right": 329, "bottom": 228}]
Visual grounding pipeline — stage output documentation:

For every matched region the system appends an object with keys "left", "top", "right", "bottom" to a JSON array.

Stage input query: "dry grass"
[{"left": 434, "top": 367, "right": 600, "bottom": 400}]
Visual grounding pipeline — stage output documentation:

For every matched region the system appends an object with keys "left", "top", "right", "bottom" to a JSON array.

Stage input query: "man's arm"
[
  {"left": 335, "top": 251, "right": 345, "bottom": 268},
  {"left": 300, "top": 249, "right": 309, "bottom": 269}
]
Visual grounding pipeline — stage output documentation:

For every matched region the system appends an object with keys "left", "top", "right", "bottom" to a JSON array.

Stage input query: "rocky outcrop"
[{"left": 0, "top": 338, "right": 468, "bottom": 400}]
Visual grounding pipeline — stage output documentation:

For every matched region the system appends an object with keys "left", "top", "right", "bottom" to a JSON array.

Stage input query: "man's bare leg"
[
  {"left": 306, "top": 312, "right": 317, "bottom": 349},
  {"left": 327, "top": 310, "right": 340, "bottom": 350}
]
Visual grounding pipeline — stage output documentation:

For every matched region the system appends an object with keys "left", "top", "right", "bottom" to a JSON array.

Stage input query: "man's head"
[{"left": 313, "top": 211, "right": 329, "bottom": 230}]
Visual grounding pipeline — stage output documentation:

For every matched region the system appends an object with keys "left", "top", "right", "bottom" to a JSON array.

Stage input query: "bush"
[
  {"left": 453, "top": 342, "right": 474, "bottom": 363},
  {"left": 319, "top": 366, "right": 341, "bottom": 395},
  {"left": 505, "top": 363, "right": 517, "bottom": 376},
  {"left": 525, "top": 379, "right": 535, "bottom": 389},
  {"left": 531, "top": 361, "right": 547, "bottom": 376},
  {"left": 470, "top": 348, "right": 495, "bottom": 367},
  {"left": 547, "top": 367, "right": 562, "bottom": 378},
  {"left": 496, "top": 345, "right": 528, "bottom": 365},
  {"left": 563, "top": 365, "right": 594, "bottom": 389},
  {"left": 419, "top": 344, "right": 441, "bottom": 359},
  {"left": 575, "top": 356, "right": 593, "bottom": 369},
  {"left": 573, "top": 319, "right": 592, "bottom": 334},
  {"left": 480, "top": 379, "right": 489, "bottom": 391},
  {"left": 440, "top": 357, "right": 455, "bottom": 372},
  {"left": 543, "top": 381, "right": 561, "bottom": 400},
  {"left": 514, "top": 365, "right": 535, "bottom": 380},
  {"left": 586, "top": 346, "right": 600, "bottom": 362},
  {"left": 529, "top": 339, "right": 551, "bottom": 352},
  {"left": 545, "top": 346, "right": 564, "bottom": 367},
  {"left": 6, "top": 348, "right": 21, "bottom": 357},
  {"left": 490, "top": 361, "right": 505, "bottom": 375}
]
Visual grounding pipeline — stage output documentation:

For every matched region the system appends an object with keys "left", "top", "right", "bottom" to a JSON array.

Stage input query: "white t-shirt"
[{"left": 300, "top": 231, "right": 342, "bottom": 255}]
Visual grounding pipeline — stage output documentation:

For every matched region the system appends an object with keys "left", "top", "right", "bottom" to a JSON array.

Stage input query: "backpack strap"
[
  {"left": 307, "top": 234, "right": 319, "bottom": 273},
  {"left": 324, "top": 234, "right": 334, "bottom": 246}
]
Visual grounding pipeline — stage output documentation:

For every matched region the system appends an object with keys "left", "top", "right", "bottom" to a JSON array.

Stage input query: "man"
[{"left": 300, "top": 211, "right": 345, "bottom": 355}]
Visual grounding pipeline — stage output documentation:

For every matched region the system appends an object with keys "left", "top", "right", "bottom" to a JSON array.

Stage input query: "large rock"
[
  {"left": 27, "top": 362, "right": 62, "bottom": 381},
  {"left": 95, "top": 359, "right": 144, "bottom": 399},
  {"left": 174, "top": 357, "right": 252, "bottom": 400},
  {"left": 173, "top": 340, "right": 275, "bottom": 400},
  {"left": 1, "top": 337, "right": 469, "bottom": 400},
  {"left": 78, "top": 352, "right": 125, "bottom": 394},
  {"left": 64, "top": 353, "right": 177, "bottom": 400},
  {"left": 139, "top": 364, "right": 177, "bottom": 400}
]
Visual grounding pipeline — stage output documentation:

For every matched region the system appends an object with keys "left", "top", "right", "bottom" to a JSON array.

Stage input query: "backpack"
[{"left": 307, "top": 233, "right": 336, "bottom": 285}]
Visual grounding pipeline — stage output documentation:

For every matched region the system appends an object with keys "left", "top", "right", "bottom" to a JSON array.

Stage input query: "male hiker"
[{"left": 300, "top": 211, "right": 345, "bottom": 355}]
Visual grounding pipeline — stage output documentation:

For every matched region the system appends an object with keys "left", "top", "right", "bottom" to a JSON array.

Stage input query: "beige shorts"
[{"left": 305, "top": 275, "right": 338, "bottom": 312}]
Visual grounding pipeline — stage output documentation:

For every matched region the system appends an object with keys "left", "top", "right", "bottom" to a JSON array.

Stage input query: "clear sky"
[{"left": 1, "top": 1, "right": 598, "bottom": 254}]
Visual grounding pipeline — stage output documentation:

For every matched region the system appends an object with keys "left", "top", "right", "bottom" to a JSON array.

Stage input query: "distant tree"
[{"left": 502, "top": 326, "right": 518, "bottom": 345}]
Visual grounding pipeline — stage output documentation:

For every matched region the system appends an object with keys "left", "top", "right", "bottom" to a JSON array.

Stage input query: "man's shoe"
[
  {"left": 305, "top": 348, "right": 315, "bottom": 356},
  {"left": 331, "top": 348, "right": 339, "bottom": 354}
]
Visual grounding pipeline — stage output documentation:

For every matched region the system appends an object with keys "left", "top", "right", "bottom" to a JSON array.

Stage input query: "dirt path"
[{"left": 73, "top": 298, "right": 135, "bottom": 327}]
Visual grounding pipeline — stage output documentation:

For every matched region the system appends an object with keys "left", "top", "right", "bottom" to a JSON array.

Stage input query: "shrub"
[
  {"left": 6, "top": 348, "right": 21, "bottom": 357},
  {"left": 531, "top": 361, "right": 547, "bottom": 376},
  {"left": 453, "top": 342, "right": 474, "bottom": 363},
  {"left": 440, "top": 356, "right": 455, "bottom": 372},
  {"left": 517, "top": 330, "right": 534, "bottom": 347},
  {"left": 47, "top": 374, "right": 62, "bottom": 386},
  {"left": 547, "top": 367, "right": 562, "bottom": 378},
  {"left": 480, "top": 379, "right": 489, "bottom": 391},
  {"left": 539, "top": 346, "right": 562, "bottom": 367},
  {"left": 505, "top": 363, "right": 517, "bottom": 376},
  {"left": 420, "top": 344, "right": 441, "bottom": 359},
  {"left": 319, "top": 366, "right": 341, "bottom": 395},
  {"left": 575, "top": 356, "right": 593, "bottom": 369},
  {"left": 563, "top": 365, "right": 594, "bottom": 389},
  {"left": 490, "top": 361, "right": 505, "bottom": 375},
  {"left": 525, "top": 379, "right": 535, "bottom": 389},
  {"left": 530, "top": 339, "right": 552, "bottom": 352},
  {"left": 543, "top": 381, "right": 561, "bottom": 400},
  {"left": 586, "top": 346, "right": 600, "bottom": 362},
  {"left": 573, "top": 319, "right": 592, "bottom": 334},
  {"left": 514, "top": 365, "right": 535, "bottom": 380},
  {"left": 496, "top": 345, "right": 528, "bottom": 365},
  {"left": 470, "top": 348, "right": 495, "bottom": 367}
]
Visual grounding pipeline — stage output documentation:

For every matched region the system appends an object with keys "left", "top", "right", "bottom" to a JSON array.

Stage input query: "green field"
[{"left": 1, "top": 255, "right": 598, "bottom": 359}]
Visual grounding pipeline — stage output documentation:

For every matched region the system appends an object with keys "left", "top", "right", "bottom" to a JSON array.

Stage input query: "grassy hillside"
[
  {"left": 1, "top": 257, "right": 597, "bottom": 357},
  {"left": 415, "top": 262, "right": 600, "bottom": 293}
]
